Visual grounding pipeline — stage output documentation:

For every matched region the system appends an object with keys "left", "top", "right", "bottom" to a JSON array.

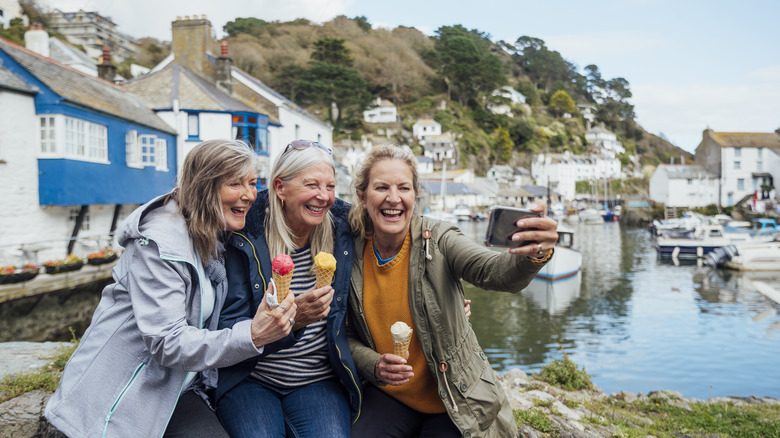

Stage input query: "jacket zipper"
[
  {"left": 103, "top": 362, "right": 147, "bottom": 438},
  {"left": 232, "top": 232, "right": 267, "bottom": 292}
]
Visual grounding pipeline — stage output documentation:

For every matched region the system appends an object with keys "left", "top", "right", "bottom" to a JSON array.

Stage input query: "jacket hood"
[{"left": 116, "top": 193, "right": 197, "bottom": 264}]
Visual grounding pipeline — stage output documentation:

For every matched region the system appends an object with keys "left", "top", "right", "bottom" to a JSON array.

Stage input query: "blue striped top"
[{"left": 250, "top": 246, "right": 333, "bottom": 388}]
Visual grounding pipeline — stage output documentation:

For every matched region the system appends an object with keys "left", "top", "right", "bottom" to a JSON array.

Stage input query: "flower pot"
[
  {"left": 0, "top": 269, "right": 39, "bottom": 285},
  {"left": 45, "top": 261, "right": 84, "bottom": 275},
  {"left": 87, "top": 253, "right": 117, "bottom": 266}
]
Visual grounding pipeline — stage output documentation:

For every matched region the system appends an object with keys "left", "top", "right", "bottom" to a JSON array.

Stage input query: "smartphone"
[{"left": 484, "top": 206, "right": 542, "bottom": 247}]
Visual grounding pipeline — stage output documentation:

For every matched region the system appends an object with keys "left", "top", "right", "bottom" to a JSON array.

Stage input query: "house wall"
[
  {"left": 648, "top": 169, "right": 668, "bottom": 204},
  {"left": 269, "top": 105, "right": 333, "bottom": 170}
]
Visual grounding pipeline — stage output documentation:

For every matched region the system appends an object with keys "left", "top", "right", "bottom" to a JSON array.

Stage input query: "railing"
[{"left": 0, "top": 234, "right": 118, "bottom": 267}]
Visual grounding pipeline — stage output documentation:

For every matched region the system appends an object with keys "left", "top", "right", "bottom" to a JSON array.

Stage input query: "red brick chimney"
[{"left": 97, "top": 46, "right": 117, "bottom": 82}]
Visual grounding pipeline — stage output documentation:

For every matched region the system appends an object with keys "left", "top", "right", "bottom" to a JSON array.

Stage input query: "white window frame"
[
  {"left": 38, "top": 115, "right": 108, "bottom": 163},
  {"left": 126, "top": 130, "right": 168, "bottom": 171}
]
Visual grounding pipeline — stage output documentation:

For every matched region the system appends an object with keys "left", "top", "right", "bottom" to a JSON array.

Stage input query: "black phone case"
[{"left": 484, "top": 206, "right": 541, "bottom": 247}]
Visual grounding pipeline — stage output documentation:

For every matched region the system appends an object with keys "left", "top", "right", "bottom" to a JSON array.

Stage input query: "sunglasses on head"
[{"left": 283, "top": 140, "right": 332, "bottom": 155}]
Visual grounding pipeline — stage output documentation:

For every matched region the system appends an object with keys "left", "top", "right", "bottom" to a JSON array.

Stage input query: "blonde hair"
[
  {"left": 348, "top": 144, "right": 420, "bottom": 240},
  {"left": 170, "top": 139, "right": 256, "bottom": 265},
  {"left": 266, "top": 145, "right": 336, "bottom": 259}
]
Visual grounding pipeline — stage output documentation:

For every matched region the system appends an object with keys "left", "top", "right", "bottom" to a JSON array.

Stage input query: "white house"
[
  {"left": 586, "top": 123, "right": 625, "bottom": 156},
  {"left": 0, "top": 0, "right": 25, "bottom": 28},
  {"left": 412, "top": 118, "right": 441, "bottom": 141},
  {"left": 486, "top": 165, "right": 532, "bottom": 187},
  {"left": 649, "top": 165, "right": 719, "bottom": 208},
  {"left": 48, "top": 9, "right": 138, "bottom": 63},
  {"left": 532, "top": 151, "right": 622, "bottom": 200},
  {"left": 694, "top": 129, "right": 779, "bottom": 207},
  {"left": 487, "top": 86, "right": 525, "bottom": 116},
  {"left": 363, "top": 97, "right": 398, "bottom": 124},
  {"left": 422, "top": 133, "right": 458, "bottom": 171},
  {"left": 416, "top": 155, "right": 434, "bottom": 174},
  {"left": 127, "top": 16, "right": 331, "bottom": 188}
]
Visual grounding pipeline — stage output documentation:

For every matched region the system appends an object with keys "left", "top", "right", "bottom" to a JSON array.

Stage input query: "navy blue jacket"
[{"left": 216, "top": 190, "right": 362, "bottom": 421}]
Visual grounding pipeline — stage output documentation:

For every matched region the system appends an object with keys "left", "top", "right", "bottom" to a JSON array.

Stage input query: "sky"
[{"left": 41, "top": 0, "right": 780, "bottom": 153}]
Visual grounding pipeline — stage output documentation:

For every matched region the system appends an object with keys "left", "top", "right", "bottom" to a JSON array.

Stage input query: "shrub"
[{"left": 537, "top": 352, "right": 593, "bottom": 391}]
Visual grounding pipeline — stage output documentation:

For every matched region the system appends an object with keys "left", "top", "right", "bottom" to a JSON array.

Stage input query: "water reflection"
[{"left": 461, "top": 220, "right": 780, "bottom": 399}]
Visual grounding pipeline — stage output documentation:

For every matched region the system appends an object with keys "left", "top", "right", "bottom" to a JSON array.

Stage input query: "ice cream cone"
[
  {"left": 315, "top": 265, "right": 335, "bottom": 288},
  {"left": 273, "top": 271, "right": 293, "bottom": 301},
  {"left": 313, "top": 252, "right": 337, "bottom": 289},
  {"left": 392, "top": 329, "right": 413, "bottom": 358}
]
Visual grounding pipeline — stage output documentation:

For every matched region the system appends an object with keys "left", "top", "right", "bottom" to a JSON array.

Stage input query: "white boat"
[
  {"left": 723, "top": 242, "right": 780, "bottom": 271},
  {"left": 523, "top": 272, "right": 582, "bottom": 315},
  {"left": 451, "top": 204, "right": 472, "bottom": 221},
  {"left": 579, "top": 208, "right": 604, "bottom": 225},
  {"left": 534, "top": 225, "right": 582, "bottom": 282},
  {"left": 655, "top": 224, "right": 734, "bottom": 258}
]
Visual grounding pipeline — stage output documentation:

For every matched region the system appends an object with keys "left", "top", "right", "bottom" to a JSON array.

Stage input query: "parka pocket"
[
  {"left": 102, "top": 361, "right": 147, "bottom": 437},
  {"left": 456, "top": 362, "right": 502, "bottom": 431}
]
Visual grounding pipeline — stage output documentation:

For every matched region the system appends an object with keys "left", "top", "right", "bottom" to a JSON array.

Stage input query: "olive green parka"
[{"left": 347, "top": 215, "right": 547, "bottom": 437}]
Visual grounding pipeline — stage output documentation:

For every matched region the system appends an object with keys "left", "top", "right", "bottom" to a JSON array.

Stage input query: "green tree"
[
  {"left": 494, "top": 126, "right": 513, "bottom": 163},
  {"left": 311, "top": 37, "right": 353, "bottom": 66},
  {"left": 548, "top": 90, "right": 577, "bottom": 117},
  {"left": 434, "top": 25, "right": 506, "bottom": 107},
  {"left": 271, "top": 64, "right": 307, "bottom": 103},
  {"left": 353, "top": 16, "right": 371, "bottom": 33},
  {"left": 223, "top": 17, "right": 270, "bottom": 37}
]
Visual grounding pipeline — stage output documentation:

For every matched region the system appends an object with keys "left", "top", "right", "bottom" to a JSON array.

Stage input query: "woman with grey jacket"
[
  {"left": 45, "top": 140, "right": 297, "bottom": 438},
  {"left": 347, "top": 145, "right": 559, "bottom": 437}
]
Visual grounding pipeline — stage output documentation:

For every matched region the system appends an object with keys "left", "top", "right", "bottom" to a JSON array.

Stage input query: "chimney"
[
  {"left": 97, "top": 46, "right": 117, "bottom": 82},
  {"left": 171, "top": 15, "right": 213, "bottom": 75},
  {"left": 216, "top": 40, "right": 232, "bottom": 94},
  {"left": 24, "top": 23, "right": 50, "bottom": 58}
]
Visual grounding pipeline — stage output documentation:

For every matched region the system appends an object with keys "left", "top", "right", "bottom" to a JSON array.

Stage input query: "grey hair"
[
  {"left": 170, "top": 139, "right": 256, "bottom": 264},
  {"left": 348, "top": 144, "right": 420, "bottom": 240},
  {"left": 265, "top": 145, "right": 336, "bottom": 258}
]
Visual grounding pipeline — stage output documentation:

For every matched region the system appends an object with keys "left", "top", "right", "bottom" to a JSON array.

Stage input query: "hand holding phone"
[{"left": 484, "top": 206, "right": 542, "bottom": 247}]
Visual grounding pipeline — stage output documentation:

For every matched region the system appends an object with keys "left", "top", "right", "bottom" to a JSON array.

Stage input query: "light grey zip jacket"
[
  {"left": 45, "top": 194, "right": 262, "bottom": 438},
  {"left": 348, "top": 215, "right": 546, "bottom": 438}
]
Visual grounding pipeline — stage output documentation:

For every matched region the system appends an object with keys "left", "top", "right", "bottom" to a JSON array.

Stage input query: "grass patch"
[
  {"left": 0, "top": 329, "right": 78, "bottom": 403},
  {"left": 514, "top": 408, "right": 556, "bottom": 433},
  {"left": 536, "top": 351, "right": 592, "bottom": 391}
]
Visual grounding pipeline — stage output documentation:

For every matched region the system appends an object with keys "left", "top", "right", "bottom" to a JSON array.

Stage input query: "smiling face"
[
  {"left": 360, "top": 158, "right": 416, "bottom": 246},
  {"left": 274, "top": 162, "right": 336, "bottom": 243},
  {"left": 220, "top": 171, "right": 258, "bottom": 232}
]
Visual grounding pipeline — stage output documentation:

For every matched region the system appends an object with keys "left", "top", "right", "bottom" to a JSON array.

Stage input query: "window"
[
  {"left": 758, "top": 148, "right": 763, "bottom": 158},
  {"left": 187, "top": 113, "right": 199, "bottom": 140},
  {"left": 125, "top": 130, "right": 167, "bottom": 170},
  {"left": 38, "top": 115, "right": 107, "bottom": 162},
  {"left": 232, "top": 113, "right": 268, "bottom": 155},
  {"left": 734, "top": 147, "right": 741, "bottom": 157},
  {"left": 757, "top": 161, "right": 763, "bottom": 171},
  {"left": 737, "top": 179, "right": 744, "bottom": 190},
  {"left": 687, "top": 179, "right": 693, "bottom": 185},
  {"left": 734, "top": 161, "right": 740, "bottom": 169},
  {"left": 40, "top": 116, "right": 56, "bottom": 153}
]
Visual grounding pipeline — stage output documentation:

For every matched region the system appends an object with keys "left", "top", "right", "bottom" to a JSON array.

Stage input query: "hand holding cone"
[{"left": 390, "top": 321, "right": 413, "bottom": 358}]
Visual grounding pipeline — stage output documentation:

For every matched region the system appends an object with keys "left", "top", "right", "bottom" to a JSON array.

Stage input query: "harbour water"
[{"left": 460, "top": 219, "right": 780, "bottom": 400}]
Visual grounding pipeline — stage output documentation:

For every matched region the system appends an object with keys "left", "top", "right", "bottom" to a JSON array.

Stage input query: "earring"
[{"left": 281, "top": 200, "right": 285, "bottom": 208}]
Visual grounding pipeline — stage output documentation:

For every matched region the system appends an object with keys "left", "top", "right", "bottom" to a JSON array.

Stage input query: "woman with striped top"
[{"left": 216, "top": 140, "right": 361, "bottom": 437}]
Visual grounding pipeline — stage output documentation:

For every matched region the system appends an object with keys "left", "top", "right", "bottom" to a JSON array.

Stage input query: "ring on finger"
[
  {"left": 537, "top": 243, "right": 543, "bottom": 255},
  {"left": 279, "top": 305, "right": 288, "bottom": 312},
  {"left": 289, "top": 317, "right": 295, "bottom": 326}
]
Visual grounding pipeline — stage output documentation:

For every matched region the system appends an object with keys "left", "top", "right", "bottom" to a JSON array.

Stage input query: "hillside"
[{"left": 3, "top": 8, "right": 693, "bottom": 176}]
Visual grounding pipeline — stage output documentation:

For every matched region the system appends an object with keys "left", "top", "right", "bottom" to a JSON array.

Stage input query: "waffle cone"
[
  {"left": 272, "top": 271, "right": 293, "bottom": 302},
  {"left": 392, "top": 330, "right": 413, "bottom": 358},
  {"left": 315, "top": 265, "right": 335, "bottom": 289}
]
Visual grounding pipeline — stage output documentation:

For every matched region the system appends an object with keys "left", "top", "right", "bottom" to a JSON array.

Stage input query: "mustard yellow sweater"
[{"left": 363, "top": 233, "right": 445, "bottom": 413}]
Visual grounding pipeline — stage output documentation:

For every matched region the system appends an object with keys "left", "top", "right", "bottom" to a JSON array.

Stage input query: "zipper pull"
[
  {"left": 423, "top": 229, "right": 432, "bottom": 260},
  {"left": 438, "top": 361, "right": 458, "bottom": 412}
]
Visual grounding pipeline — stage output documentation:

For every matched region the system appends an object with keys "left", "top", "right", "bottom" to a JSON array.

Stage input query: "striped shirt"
[{"left": 250, "top": 246, "right": 333, "bottom": 388}]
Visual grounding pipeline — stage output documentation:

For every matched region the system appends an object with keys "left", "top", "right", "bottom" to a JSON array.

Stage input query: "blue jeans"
[{"left": 217, "top": 377, "right": 350, "bottom": 438}]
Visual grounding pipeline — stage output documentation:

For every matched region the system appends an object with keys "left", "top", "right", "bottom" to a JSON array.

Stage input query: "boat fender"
[
  {"left": 697, "top": 247, "right": 703, "bottom": 258},
  {"left": 672, "top": 247, "right": 680, "bottom": 259}
]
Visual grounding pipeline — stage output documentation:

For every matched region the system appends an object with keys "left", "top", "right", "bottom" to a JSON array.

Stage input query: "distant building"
[
  {"left": 532, "top": 151, "right": 621, "bottom": 200},
  {"left": 0, "top": 36, "right": 176, "bottom": 264},
  {"left": 126, "top": 16, "right": 331, "bottom": 187},
  {"left": 586, "top": 123, "right": 625, "bottom": 156},
  {"left": 24, "top": 25, "right": 120, "bottom": 79},
  {"left": 694, "top": 128, "right": 780, "bottom": 207},
  {"left": 649, "top": 164, "right": 719, "bottom": 208},
  {"left": 412, "top": 118, "right": 441, "bottom": 141},
  {"left": 48, "top": 9, "right": 138, "bottom": 63},
  {"left": 363, "top": 97, "right": 398, "bottom": 124},
  {"left": 0, "top": 0, "right": 25, "bottom": 28},
  {"left": 422, "top": 133, "right": 458, "bottom": 171},
  {"left": 416, "top": 155, "right": 434, "bottom": 174}
]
